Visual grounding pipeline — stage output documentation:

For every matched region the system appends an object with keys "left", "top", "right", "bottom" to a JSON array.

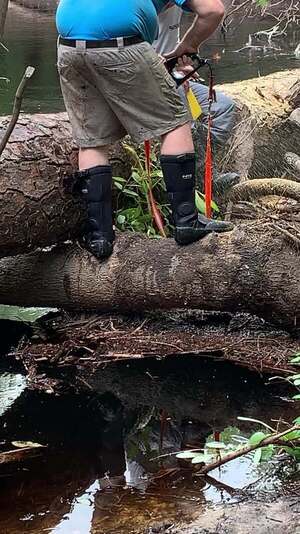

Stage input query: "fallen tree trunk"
[
  {"left": 215, "top": 69, "right": 300, "bottom": 178},
  {"left": 0, "top": 114, "right": 133, "bottom": 256},
  {"left": 0, "top": 70, "right": 299, "bottom": 256},
  {"left": 0, "top": 227, "right": 299, "bottom": 332}
]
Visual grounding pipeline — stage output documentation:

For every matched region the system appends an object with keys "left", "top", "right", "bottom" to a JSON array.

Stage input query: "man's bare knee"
[
  {"left": 79, "top": 146, "right": 110, "bottom": 170},
  {"left": 161, "top": 123, "right": 194, "bottom": 156}
]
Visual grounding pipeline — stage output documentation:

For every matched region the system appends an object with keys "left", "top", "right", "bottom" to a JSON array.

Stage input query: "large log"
[
  {"left": 0, "top": 227, "right": 299, "bottom": 332},
  {"left": 214, "top": 69, "right": 300, "bottom": 179},
  {"left": 0, "top": 70, "right": 299, "bottom": 256},
  {"left": 0, "top": 114, "right": 133, "bottom": 256}
]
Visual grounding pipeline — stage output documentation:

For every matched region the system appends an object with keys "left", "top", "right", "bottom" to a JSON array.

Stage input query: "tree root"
[{"left": 229, "top": 178, "right": 300, "bottom": 204}]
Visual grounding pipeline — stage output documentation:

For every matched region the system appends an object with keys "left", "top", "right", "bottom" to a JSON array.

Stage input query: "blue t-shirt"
[{"left": 56, "top": 0, "right": 189, "bottom": 43}]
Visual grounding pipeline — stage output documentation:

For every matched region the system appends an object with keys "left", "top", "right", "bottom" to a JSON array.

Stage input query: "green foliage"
[
  {"left": 176, "top": 355, "right": 300, "bottom": 471},
  {"left": 290, "top": 354, "right": 300, "bottom": 364},
  {"left": 248, "top": 431, "right": 267, "bottom": 446},
  {"left": 0, "top": 305, "right": 56, "bottom": 323},
  {"left": 113, "top": 143, "right": 220, "bottom": 237},
  {"left": 255, "top": 0, "right": 269, "bottom": 6}
]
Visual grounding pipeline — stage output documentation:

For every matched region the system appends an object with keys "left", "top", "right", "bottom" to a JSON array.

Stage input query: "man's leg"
[
  {"left": 79, "top": 147, "right": 109, "bottom": 170},
  {"left": 73, "top": 146, "right": 115, "bottom": 259},
  {"left": 57, "top": 42, "right": 125, "bottom": 261},
  {"left": 160, "top": 123, "right": 233, "bottom": 246},
  {"left": 178, "top": 82, "right": 236, "bottom": 145},
  {"left": 177, "top": 82, "right": 239, "bottom": 194}
]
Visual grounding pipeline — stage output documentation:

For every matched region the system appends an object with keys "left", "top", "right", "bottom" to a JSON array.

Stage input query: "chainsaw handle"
[{"left": 165, "top": 53, "right": 207, "bottom": 87}]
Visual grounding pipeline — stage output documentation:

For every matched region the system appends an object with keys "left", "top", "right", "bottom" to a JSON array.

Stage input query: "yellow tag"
[{"left": 186, "top": 88, "right": 202, "bottom": 120}]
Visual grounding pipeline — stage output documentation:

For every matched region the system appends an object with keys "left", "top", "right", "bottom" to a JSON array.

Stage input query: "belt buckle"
[
  {"left": 76, "top": 40, "right": 86, "bottom": 50},
  {"left": 117, "top": 37, "right": 125, "bottom": 48}
]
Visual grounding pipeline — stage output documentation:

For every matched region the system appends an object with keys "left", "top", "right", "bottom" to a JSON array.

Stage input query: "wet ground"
[{"left": 0, "top": 320, "right": 299, "bottom": 534}]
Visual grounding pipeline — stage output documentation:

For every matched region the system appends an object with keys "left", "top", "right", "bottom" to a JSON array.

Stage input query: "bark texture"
[
  {"left": 215, "top": 69, "right": 300, "bottom": 179},
  {"left": 0, "top": 114, "right": 133, "bottom": 256},
  {"left": 0, "top": 227, "right": 299, "bottom": 332},
  {"left": 0, "top": 70, "right": 299, "bottom": 256}
]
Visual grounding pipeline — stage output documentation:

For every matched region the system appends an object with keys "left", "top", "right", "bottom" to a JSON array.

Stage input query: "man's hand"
[{"left": 164, "top": 42, "right": 198, "bottom": 60}]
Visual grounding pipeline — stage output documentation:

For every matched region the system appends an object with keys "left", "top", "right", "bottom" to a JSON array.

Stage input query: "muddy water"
[
  {"left": 0, "top": 5, "right": 300, "bottom": 115},
  {"left": 0, "top": 355, "right": 299, "bottom": 534}
]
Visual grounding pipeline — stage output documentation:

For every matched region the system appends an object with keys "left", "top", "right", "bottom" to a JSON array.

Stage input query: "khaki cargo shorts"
[{"left": 57, "top": 41, "right": 190, "bottom": 147}]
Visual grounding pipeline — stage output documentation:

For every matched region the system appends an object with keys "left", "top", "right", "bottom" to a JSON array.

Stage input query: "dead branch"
[{"left": 0, "top": 66, "right": 35, "bottom": 157}]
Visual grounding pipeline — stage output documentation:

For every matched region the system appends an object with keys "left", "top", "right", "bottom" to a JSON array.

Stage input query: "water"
[
  {"left": 0, "top": 5, "right": 299, "bottom": 116},
  {"left": 0, "top": 355, "right": 298, "bottom": 534}
]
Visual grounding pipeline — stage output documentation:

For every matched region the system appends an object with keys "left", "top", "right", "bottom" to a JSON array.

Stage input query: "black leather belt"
[{"left": 59, "top": 35, "right": 143, "bottom": 48}]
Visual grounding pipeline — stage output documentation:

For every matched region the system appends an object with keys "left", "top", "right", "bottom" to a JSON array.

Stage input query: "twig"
[
  {"left": 269, "top": 222, "right": 300, "bottom": 248},
  {"left": 197, "top": 425, "right": 300, "bottom": 475},
  {"left": 0, "top": 66, "right": 35, "bottom": 157}
]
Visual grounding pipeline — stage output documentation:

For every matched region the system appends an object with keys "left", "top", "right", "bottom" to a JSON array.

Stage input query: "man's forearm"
[{"left": 179, "top": 0, "right": 225, "bottom": 52}]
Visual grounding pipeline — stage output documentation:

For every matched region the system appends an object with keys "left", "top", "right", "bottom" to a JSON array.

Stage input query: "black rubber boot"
[
  {"left": 160, "top": 153, "right": 234, "bottom": 246},
  {"left": 74, "top": 165, "right": 115, "bottom": 259}
]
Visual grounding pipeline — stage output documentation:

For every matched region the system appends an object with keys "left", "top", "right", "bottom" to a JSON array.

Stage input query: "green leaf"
[
  {"left": 260, "top": 445, "right": 274, "bottom": 461},
  {"left": 191, "top": 454, "right": 211, "bottom": 464},
  {"left": 176, "top": 451, "right": 202, "bottom": 459},
  {"left": 292, "top": 395, "right": 300, "bottom": 400},
  {"left": 253, "top": 448, "right": 262, "bottom": 464},
  {"left": 114, "top": 181, "right": 124, "bottom": 191},
  {"left": 117, "top": 214, "right": 126, "bottom": 224},
  {"left": 283, "top": 446, "right": 300, "bottom": 460},
  {"left": 152, "top": 170, "right": 163, "bottom": 178},
  {"left": 122, "top": 188, "right": 139, "bottom": 197},
  {"left": 248, "top": 431, "right": 267, "bottom": 446},
  {"left": 290, "top": 355, "right": 300, "bottom": 363},
  {"left": 131, "top": 171, "right": 143, "bottom": 183},
  {"left": 195, "top": 191, "right": 220, "bottom": 214},
  {"left": 256, "top": 0, "right": 269, "bottom": 7},
  {"left": 293, "top": 417, "right": 300, "bottom": 424},
  {"left": 205, "top": 441, "right": 226, "bottom": 449},
  {"left": 211, "top": 199, "right": 220, "bottom": 213},
  {"left": 113, "top": 176, "right": 126, "bottom": 183},
  {"left": 195, "top": 190, "right": 206, "bottom": 214},
  {"left": 0, "top": 305, "right": 56, "bottom": 323},
  {"left": 293, "top": 380, "right": 300, "bottom": 386},
  {"left": 290, "top": 374, "right": 300, "bottom": 380},
  {"left": 282, "top": 430, "right": 300, "bottom": 441}
]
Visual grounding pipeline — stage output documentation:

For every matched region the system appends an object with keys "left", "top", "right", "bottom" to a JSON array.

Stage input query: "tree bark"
[
  {"left": 0, "top": 228, "right": 299, "bottom": 332},
  {"left": 0, "top": 71, "right": 299, "bottom": 256},
  {"left": 215, "top": 69, "right": 300, "bottom": 179},
  {"left": 0, "top": 113, "right": 133, "bottom": 256}
]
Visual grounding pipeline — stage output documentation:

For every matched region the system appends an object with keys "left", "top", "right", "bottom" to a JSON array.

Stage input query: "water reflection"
[
  {"left": 0, "top": 372, "right": 26, "bottom": 417},
  {"left": 0, "top": 356, "right": 298, "bottom": 533}
]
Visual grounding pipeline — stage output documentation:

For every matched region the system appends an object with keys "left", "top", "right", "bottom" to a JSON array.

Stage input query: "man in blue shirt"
[{"left": 56, "top": 0, "right": 233, "bottom": 259}]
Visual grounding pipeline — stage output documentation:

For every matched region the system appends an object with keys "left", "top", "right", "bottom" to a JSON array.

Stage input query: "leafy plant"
[
  {"left": 176, "top": 354, "right": 300, "bottom": 472},
  {"left": 113, "top": 142, "right": 220, "bottom": 238}
]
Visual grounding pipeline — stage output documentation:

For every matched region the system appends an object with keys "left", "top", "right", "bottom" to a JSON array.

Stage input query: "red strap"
[
  {"left": 144, "top": 140, "right": 166, "bottom": 237},
  {"left": 204, "top": 116, "right": 212, "bottom": 218},
  {"left": 144, "top": 139, "right": 151, "bottom": 176}
]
